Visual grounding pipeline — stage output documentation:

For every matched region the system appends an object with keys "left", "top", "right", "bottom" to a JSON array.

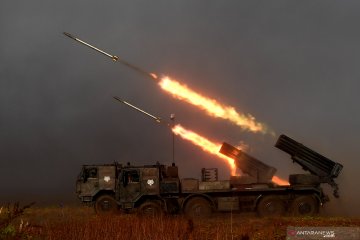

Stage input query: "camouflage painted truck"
[{"left": 76, "top": 135, "right": 343, "bottom": 217}]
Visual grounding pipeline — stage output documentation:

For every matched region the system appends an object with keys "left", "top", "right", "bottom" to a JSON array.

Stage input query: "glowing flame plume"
[
  {"left": 272, "top": 176, "right": 289, "bottom": 186},
  {"left": 172, "top": 124, "right": 237, "bottom": 175},
  {"left": 160, "top": 76, "right": 269, "bottom": 134}
]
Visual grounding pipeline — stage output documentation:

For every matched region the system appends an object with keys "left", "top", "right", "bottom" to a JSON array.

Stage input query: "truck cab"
[
  {"left": 76, "top": 164, "right": 117, "bottom": 203},
  {"left": 76, "top": 163, "right": 180, "bottom": 214}
]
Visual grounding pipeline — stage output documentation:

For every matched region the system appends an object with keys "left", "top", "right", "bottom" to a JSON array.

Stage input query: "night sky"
[{"left": 1, "top": 1, "right": 359, "bottom": 216}]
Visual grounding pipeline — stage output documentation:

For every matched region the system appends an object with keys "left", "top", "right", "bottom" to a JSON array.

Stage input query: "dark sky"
[{"left": 1, "top": 1, "right": 359, "bottom": 216}]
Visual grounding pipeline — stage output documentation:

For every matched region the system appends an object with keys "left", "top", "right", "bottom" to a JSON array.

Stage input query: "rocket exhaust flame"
[
  {"left": 271, "top": 176, "right": 290, "bottom": 186},
  {"left": 172, "top": 124, "right": 237, "bottom": 176},
  {"left": 160, "top": 77, "right": 269, "bottom": 134}
]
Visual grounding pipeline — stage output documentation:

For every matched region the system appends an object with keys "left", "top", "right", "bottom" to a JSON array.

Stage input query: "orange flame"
[
  {"left": 172, "top": 124, "right": 237, "bottom": 175},
  {"left": 272, "top": 175, "right": 290, "bottom": 186},
  {"left": 159, "top": 76, "right": 269, "bottom": 134}
]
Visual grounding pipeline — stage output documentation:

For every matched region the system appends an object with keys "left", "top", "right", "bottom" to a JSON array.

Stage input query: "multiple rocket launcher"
[
  {"left": 63, "top": 32, "right": 343, "bottom": 197},
  {"left": 113, "top": 95, "right": 343, "bottom": 197}
]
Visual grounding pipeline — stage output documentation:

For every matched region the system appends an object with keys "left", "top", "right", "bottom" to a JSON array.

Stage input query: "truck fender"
[
  {"left": 135, "top": 195, "right": 166, "bottom": 209},
  {"left": 253, "top": 194, "right": 263, "bottom": 210},
  {"left": 181, "top": 193, "right": 215, "bottom": 210},
  {"left": 93, "top": 190, "right": 116, "bottom": 202}
]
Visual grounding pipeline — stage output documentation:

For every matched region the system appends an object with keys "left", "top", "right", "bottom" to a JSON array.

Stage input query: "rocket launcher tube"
[
  {"left": 275, "top": 134, "right": 343, "bottom": 197},
  {"left": 219, "top": 142, "right": 277, "bottom": 183},
  {"left": 275, "top": 134, "right": 343, "bottom": 178}
]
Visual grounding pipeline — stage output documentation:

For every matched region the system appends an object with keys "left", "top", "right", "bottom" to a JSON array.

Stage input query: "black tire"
[
  {"left": 184, "top": 197, "right": 212, "bottom": 218},
  {"left": 257, "top": 195, "right": 286, "bottom": 217},
  {"left": 289, "top": 174, "right": 320, "bottom": 185},
  {"left": 291, "top": 195, "right": 318, "bottom": 216},
  {"left": 138, "top": 201, "right": 163, "bottom": 217},
  {"left": 166, "top": 199, "right": 180, "bottom": 214},
  {"left": 95, "top": 195, "right": 118, "bottom": 214}
]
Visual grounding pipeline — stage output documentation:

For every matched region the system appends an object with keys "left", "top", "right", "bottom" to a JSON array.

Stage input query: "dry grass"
[{"left": 1, "top": 205, "right": 360, "bottom": 240}]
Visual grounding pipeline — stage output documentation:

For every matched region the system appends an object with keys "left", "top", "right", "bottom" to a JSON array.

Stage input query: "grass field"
[{"left": 1, "top": 203, "right": 359, "bottom": 240}]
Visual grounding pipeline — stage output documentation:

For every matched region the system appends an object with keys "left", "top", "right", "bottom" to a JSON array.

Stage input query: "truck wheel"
[
  {"left": 95, "top": 195, "right": 117, "bottom": 214},
  {"left": 257, "top": 195, "right": 285, "bottom": 217},
  {"left": 138, "top": 201, "right": 163, "bottom": 217},
  {"left": 291, "top": 195, "right": 318, "bottom": 216},
  {"left": 184, "top": 197, "right": 212, "bottom": 218}
]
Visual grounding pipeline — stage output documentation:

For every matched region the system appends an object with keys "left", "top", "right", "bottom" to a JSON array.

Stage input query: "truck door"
[
  {"left": 97, "top": 166, "right": 116, "bottom": 191},
  {"left": 141, "top": 167, "right": 160, "bottom": 195},
  {"left": 77, "top": 166, "right": 99, "bottom": 197},
  {"left": 119, "top": 169, "right": 141, "bottom": 203}
]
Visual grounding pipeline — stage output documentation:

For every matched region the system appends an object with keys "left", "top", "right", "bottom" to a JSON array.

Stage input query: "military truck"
[{"left": 76, "top": 135, "right": 343, "bottom": 217}]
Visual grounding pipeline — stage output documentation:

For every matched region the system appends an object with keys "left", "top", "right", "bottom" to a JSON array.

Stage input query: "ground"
[{"left": 1, "top": 204, "right": 359, "bottom": 239}]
